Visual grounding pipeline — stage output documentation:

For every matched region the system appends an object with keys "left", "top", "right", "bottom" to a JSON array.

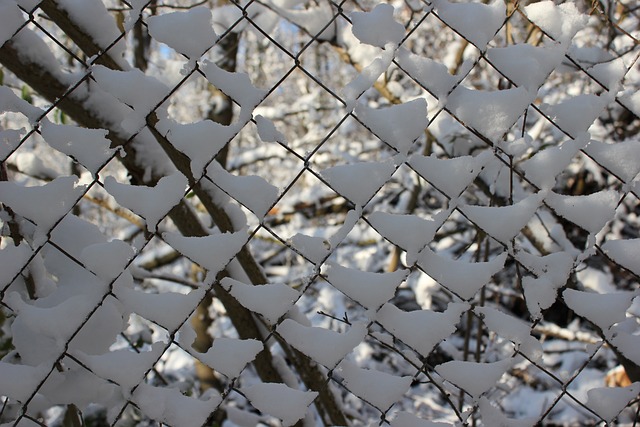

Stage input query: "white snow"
[
  {"left": 350, "top": 3, "right": 404, "bottom": 48},
  {"left": 446, "top": 86, "right": 532, "bottom": 142},
  {"left": 521, "top": 276, "right": 558, "bottom": 321},
  {"left": 583, "top": 138, "right": 640, "bottom": 183},
  {"left": 192, "top": 337, "right": 263, "bottom": 379},
  {"left": 337, "top": 360, "right": 413, "bottom": 410},
  {"left": 267, "top": 1, "right": 336, "bottom": 41},
  {"left": 115, "top": 286, "right": 205, "bottom": 332},
  {"left": 162, "top": 228, "right": 248, "bottom": 277},
  {"left": 587, "top": 57, "right": 628, "bottom": 91},
  {"left": 391, "top": 411, "right": 453, "bottom": 427},
  {"left": 585, "top": 383, "right": 640, "bottom": 423},
  {"left": 417, "top": 247, "right": 507, "bottom": 300},
  {"left": 433, "top": 0, "right": 505, "bottom": 50},
  {"left": 255, "top": 115, "right": 286, "bottom": 144},
  {"left": 147, "top": 7, "right": 218, "bottom": 59},
  {"left": 459, "top": 192, "right": 545, "bottom": 244},
  {"left": 435, "top": 358, "right": 512, "bottom": 400},
  {"left": 104, "top": 171, "right": 187, "bottom": 233},
  {"left": 523, "top": 1, "right": 589, "bottom": 44},
  {"left": 544, "top": 190, "right": 618, "bottom": 235},
  {"left": 342, "top": 47, "right": 396, "bottom": 110},
  {"left": 601, "top": 239, "right": 640, "bottom": 275},
  {"left": 486, "top": 43, "right": 565, "bottom": 93},
  {"left": 562, "top": 288, "right": 636, "bottom": 333},
  {"left": 40, "top": 120, "right": 116, "bottom": 177},
  {"left": 220, "top": 277, "right": 300, "bottom": 325},
  {"left": 56, "top": 0, "right": 128, "bottom": 68},
  {"left": 81, "top": 239, "right": 134, "bottom": 281},
  {"left": 475, "top": 306, "right": 543, "bottom": 360},
  {"left": 477, "top": 396, "right": 536, "bottom": 427},
  {"left": 324, "top": 262, "right": 408, "bottom": 310},
  {"left": 0, "top": 242, "right": 32, "bottom": 289},
  {"left": 320, "top": 158, "right": 396, "bottom": 207},
  {"left": 201, "top": 61, "right": 267, "bottom": 113},
  {"left": 396, "top": 48, "right": 458, "bottom": 99},
  {"left": 0, "top": 361, "right": 49, "bottom": 402},
  {"left": 133, "top": 382, "right": 222, "bottom": 427},
  {"left": 276, "top": 319, "right": 366, "bottom": 368},
  {"left": 207, "top": 161, "right": 279, "bottom": 220},
  {"left": 521, "top": 134, "right": 589, "bottom": 189},
  {"left": 288, "top": 233, "right": 330, "bottom": 265},
  {"left": 376, "top": 302, "right": 468, "bottom": 356},
  {"left": 368, "top": 211, "right": 446, "bottom": 265},
  {"left": 409, "top": 150, "right": 492, "bottom": 198},
  {"left": 242, "top": 382, "right": 317, "bottom": 427},
  {"left": 74, "top": 341, "right": 165, "bottom": 390},
  {"left": 155, "top": 116, "right": 240, "bottom": 179},
  {"left": 0, "top": 0, "right": 24, "bottom": 48},
  {"left": 0, "top": 175, "right": 86, "bottom": 232},
  {"left": 542, "top": 93, "right": 611, "bottom": 137},
  {"left": 355, "top": 98, "right": 428, "bottom": 155}
]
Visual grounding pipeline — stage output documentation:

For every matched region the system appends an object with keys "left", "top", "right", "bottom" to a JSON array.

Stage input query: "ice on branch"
[
  {"left": 356, "top": 98, "right": 428, "bottom": 155},
  {"left": 377, "top": 302, "right": 468, "bottom": 356},
  {"left": 436, "top": 358, "right": 512, "bottom": 401},
  {"left": 220, "top": 278, "right": 300, "bottom": 325},
  {"left": 337, "top": 360, "right": 413, "bottom": 410},
  {"left": 433, "top": 0, "right": 505, "bottom": 50},
  {"left": 276, "top": 319, "right": 366, "bottom": 368},
  {"left": 104, "top": 171, "right": 187, "bottom": 233},
  {"left": 242, "top": 382, "right": 318, "bottom": 427},
  {"left": 147, "top": 7, "right": 218, "bottom": 59},
  {"left": 324, "top": 262, "right": 408, "bottom": 310}
]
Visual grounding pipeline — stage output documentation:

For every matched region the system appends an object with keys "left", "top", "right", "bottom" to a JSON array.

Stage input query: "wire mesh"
[{"left": 0, "top": 0, "right": 639, "bottom": 426}]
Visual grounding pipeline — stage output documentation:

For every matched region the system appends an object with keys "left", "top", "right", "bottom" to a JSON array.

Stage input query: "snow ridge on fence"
[{"left": 0, "top": 0, "right": 639, "bottom": 426}]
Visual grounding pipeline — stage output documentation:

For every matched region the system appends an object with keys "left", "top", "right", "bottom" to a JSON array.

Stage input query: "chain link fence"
[{"left": 0, "top": 0, "right": 639, "bottom": 426}]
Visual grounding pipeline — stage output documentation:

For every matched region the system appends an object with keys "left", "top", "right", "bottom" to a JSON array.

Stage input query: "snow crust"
[
  {"left": 163, "top": 229, "right": 248, "bottom": 278},
  {"left": 324, "top": 262, "right": 408, "bottom": 310},
  {"left": 418, "top": 247, "right": 507, "bottom": 300},
  {"left": 133, "top": 382, "right": 221, "bottom": 427},
  {"left": 351, "top": 4, "right": 404, "bottom": 48},
  {"left": 104, "top": 171, "right": 187, "bottom": 232},
  {"left": 356, "top": 99, "right": 428, "bottom": 155},
  {"left": 377, "top": 302, "right": 468, "bottom": 355},
  {"left": 435, "top": 358, "right": 512, "bottom": 400},
  {"left": 544, "top": 190, "right": 618, "bottom": 235},
  {"left": 409, "top": 150, "right": 492, "bottom": 198},
  {"left": 433, "top": 0, "right": 505, "bottom": 50},
  {"left": 320, "top": 158, "right": 396, "bottom": 207},
  {"left": 147, "top": 7, "right": 218, "bottom": 59},
  {"left": 276, "top": 319, "right": 366, "bottom": 368},
  {"left": 242, "top": 382, "right": 317, "bottom": 427},
  {"left": 220, "top": 277, "right": 300, "bottom": 324},
  {"left": 337, "top": 360, "right": 413, "bottom": 409}
]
